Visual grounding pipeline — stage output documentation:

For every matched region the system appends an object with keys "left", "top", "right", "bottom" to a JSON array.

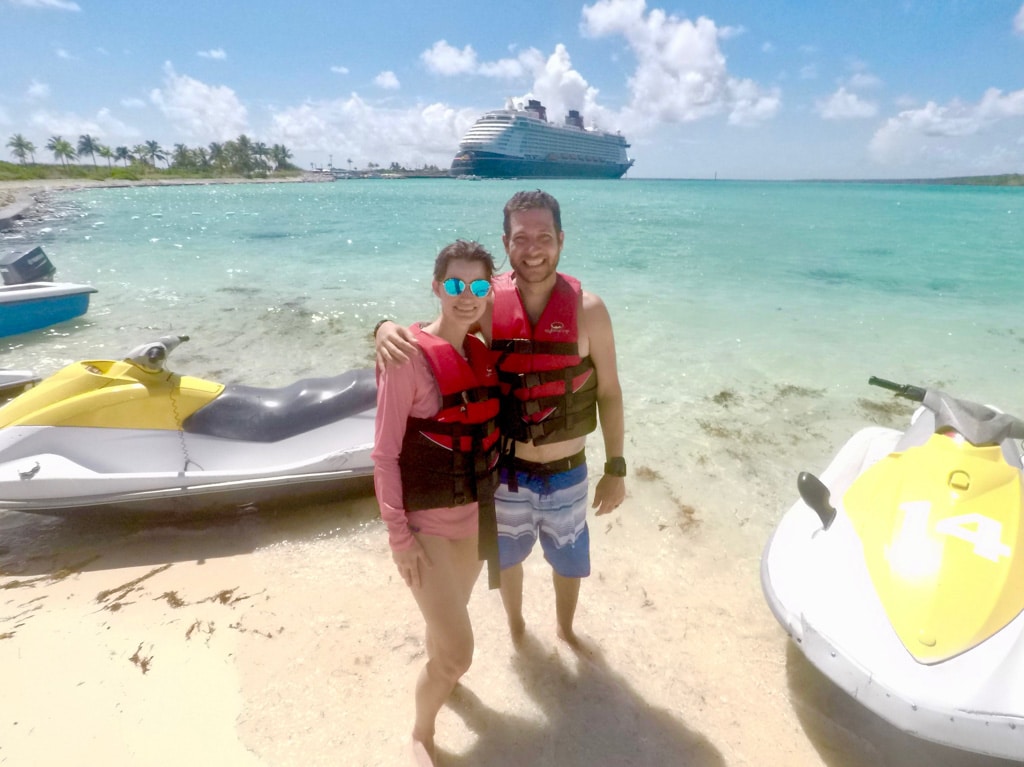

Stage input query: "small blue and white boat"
[
  {"left": 0, "top": 281, "right": 98, "bottom": 338},
  {"left": 0, "top": 246, "right": 97, "bottom": 339}
]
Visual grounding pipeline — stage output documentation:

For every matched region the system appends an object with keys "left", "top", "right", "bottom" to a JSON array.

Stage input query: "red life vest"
[
  {"left": 398, "top": 325, "right": 502, "bottom": 587},
  {"left": 490, "top": 272, "right": 598, "bottom": 445}
]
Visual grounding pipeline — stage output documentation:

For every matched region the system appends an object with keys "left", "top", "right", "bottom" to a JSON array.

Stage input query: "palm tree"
[
  {"left": 6, "top": 134, "right": 35, "bottom": 164},
  {"left": 224, "top": 134, "right": 255, "bottom": 175},
  {"left": 251, "top": 141, "right": 271, "bottom": 172},
  {"left": 97, "top": 145, "right": 114, "bottom": 168},
  {"left": 131, "top": 144, "right": 149, "bottom": 166},
  {"left": 77, "top": 134, "right": 100, "bottom": 166},
  {"left": 45, "top": 135, "right": 76, "bottom": 168},
  {"left": 171, "top": 143, "right": 193, "bottom": 169},
  {"left": 208, "top": 142, "right": 224, "bottom": 171},
  {"left": 142, "top": 140, "right": 166, "bottom": 168},
  {"left": 114, "top": 146, "right": 131, "bottom": 167},
  {"left": 271, "top": 144, "right": 293, "bottom": 171}
]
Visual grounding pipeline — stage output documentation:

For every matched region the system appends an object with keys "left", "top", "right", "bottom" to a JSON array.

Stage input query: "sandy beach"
[
  {"left": 2, "top": 468, "right": 1018, "bottom": 766},
  {"left": 2, "top": 178, "right": 1020, "bottom": 766}
]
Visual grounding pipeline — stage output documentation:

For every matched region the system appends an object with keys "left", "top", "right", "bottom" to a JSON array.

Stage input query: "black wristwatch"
[{"left": 604, "top": 456, "right": 627, "bottom": 477}]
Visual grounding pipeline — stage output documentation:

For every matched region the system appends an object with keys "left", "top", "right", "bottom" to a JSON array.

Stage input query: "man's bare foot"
[
  {"left": 556, "top": 622, "right": 577, "bottom": 646},
  {"left": 508, "top": 614, "right": 526, "bottom": 645},
  {"left": 557, "top": 625, "right": 602, "bottom": 663},
  {"left": 410, "top": 738, "right": 435, "bottom": 766}
]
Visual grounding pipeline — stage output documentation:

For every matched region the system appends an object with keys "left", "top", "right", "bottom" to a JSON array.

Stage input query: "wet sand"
[{"left": 1, "top": 470, "right": 1018, "bottom": 767}]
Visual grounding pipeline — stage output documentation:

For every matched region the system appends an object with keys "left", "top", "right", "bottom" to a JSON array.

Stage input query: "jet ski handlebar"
[
  {"left": 868, "top": 376, "right": 926, "bottom": 402},
  {"left": 125, "top": 335, "right": 190, "bottom": 373}
]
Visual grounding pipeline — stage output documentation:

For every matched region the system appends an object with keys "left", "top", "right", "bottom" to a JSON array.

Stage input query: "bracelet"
[
  {"left": 373, "top": 318, "right": 391, "bottom": 338},
  {"left": 604, "top": 456, "right": 627, "bottom": 477}
]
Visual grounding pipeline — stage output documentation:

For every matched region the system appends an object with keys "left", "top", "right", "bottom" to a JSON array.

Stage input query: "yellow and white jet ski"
[
  {"left": 0, "top": 335, "right": 376, "bottom": 515},
  {"left": 761, "top": 377, "right": 1024, "bottom": 761}
]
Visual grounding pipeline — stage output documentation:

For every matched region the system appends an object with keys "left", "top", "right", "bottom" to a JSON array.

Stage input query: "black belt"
[{"left": 508, "top": 449, "right": 586, "bottom": 476}]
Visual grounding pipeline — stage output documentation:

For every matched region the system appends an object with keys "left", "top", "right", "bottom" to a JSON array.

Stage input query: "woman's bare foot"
[{"left": 410, "top": 738, "right": 435, "bottom": 766}]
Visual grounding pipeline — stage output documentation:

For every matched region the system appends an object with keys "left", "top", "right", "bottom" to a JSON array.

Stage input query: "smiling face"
[
  {"left": 433, "top": 257, "right": 492, "bottom": 326},
  {"left": 502, "top": 207, "right": 564, "bottom": 286}
]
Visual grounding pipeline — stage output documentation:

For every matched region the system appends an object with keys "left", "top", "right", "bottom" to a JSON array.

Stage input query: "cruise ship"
[{"left": 450, "top": 100, "right": 634, "bottom": 179}]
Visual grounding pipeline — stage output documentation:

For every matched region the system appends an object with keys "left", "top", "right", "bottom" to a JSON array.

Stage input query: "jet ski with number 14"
[
  {"left": 0, "top": 335, "right": 376, "bottom": 515},
  {"left": 761, "top": 376, "right": 1024, "bottom": 761}
]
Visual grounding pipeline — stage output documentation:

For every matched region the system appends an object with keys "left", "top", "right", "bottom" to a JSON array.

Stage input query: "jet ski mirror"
[
  {"left": 124, "top": 335, "right": 190, "bottom": 374},
  {"left": 798, "top": 471, "right": 836, "bottom": 530}
]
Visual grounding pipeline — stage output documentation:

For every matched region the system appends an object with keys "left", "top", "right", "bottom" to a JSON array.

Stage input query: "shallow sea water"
[{"left": 1, "top": 178, "right": 1022, "bottom": 541}]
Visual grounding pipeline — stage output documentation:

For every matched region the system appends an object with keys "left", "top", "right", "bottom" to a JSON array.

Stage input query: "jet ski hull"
[{"left": 762, "top": 418, "right": 1024, "bottom": 761}]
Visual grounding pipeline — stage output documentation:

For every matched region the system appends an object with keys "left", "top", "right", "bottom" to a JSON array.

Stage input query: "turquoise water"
[{"left": 2, "top": 179, "right": 1022, "bottom": 536}]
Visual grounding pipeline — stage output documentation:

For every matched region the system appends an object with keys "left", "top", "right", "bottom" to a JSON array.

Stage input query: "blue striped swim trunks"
[{"left": 495, "top": 460, "right": 590, "bottom": 578}]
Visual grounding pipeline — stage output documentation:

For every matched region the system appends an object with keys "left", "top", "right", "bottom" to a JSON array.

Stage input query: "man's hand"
[
  {"left": 392, "top": 539, "right": 432, "bottom": 589},
  {"left": 375, "top": 321, "right": 418, "bottom": 367},
  {"left": 592, "top": 474, "right": 625, "bottom": 515}
]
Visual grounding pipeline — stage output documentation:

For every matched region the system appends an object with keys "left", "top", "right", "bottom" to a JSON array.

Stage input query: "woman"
[{"left": 371, "top": 239, "right": 501, "bottom": 765}]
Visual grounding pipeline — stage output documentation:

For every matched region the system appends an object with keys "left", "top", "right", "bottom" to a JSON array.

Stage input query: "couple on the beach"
[{"left": 371, "top": 189, "right": 627, "bottom": 764}]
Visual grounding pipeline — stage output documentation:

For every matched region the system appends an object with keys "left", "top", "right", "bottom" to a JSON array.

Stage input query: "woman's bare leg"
[{"left": 408, "top": 534, "right": 482, "bottom": 762}]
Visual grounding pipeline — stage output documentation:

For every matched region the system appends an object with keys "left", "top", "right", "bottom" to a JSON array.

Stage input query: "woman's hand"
[{"left": 392, "top": 539, "right": 432, "bottom": 589}]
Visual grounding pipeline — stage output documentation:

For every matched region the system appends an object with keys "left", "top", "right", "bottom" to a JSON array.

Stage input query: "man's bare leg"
[
  {"left": 499, "top": 562, "right": 526, "bottom": 642},
  {"left": 553, "top": 571, "right": 581, "bottom": 645}
]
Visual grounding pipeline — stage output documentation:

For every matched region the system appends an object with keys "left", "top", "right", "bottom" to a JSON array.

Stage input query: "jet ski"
[
  {"left": 0, "top": 335, "right": 377, "bottom": 516},
  {"left": 761, "top": 376, "right": 1024, "bottom": 761},
  {"left": 0, "top": 369, "right": 40, "bottom": 401}
]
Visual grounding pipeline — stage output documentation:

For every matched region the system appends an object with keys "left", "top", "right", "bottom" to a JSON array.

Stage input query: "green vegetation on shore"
[
  {"left": 923, "top": 173, "right": 1023, "bottom": 186},
  {"left": 4, "top": 132, "right": 301, "bottom": 183}
]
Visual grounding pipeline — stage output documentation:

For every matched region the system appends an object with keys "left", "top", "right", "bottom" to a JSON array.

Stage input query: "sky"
[{"left": 2, "top": 0, "right": 1024, "bottom": 180}]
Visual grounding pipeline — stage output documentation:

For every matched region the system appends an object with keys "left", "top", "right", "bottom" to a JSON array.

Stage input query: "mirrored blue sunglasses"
[{"left": 442, "top": 277, "right": 492, "bottom": 297}]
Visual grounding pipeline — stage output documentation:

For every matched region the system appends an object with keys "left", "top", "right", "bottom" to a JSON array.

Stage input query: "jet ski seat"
[{"left": 183, "top": 368, "right": 377, "bottom": 442}]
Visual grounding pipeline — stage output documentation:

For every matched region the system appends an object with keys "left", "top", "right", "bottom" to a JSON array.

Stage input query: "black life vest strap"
[
  {"left": 438, "top": 385, "right": 501, "bottom": 411},
  {"left": 491, "top": 338, "right": 579, "bottom": 357}
]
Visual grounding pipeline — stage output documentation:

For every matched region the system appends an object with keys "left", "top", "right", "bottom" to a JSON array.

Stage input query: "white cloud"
[
  {"left": 420, "top": 39, "right": 542, "bottom": 80},
  {"left": 9, "top": 0, "right": 80, "bottom": 10},
  {"left": 846, "top": 72, "right": 881, "bottom": 90},
  {"left": 523, "top": 44, "right": 604, "bottom": 127},
  {"left": 421, "top": 41, "right": 478, "bottom": 76},
  {"left": 331, "top": 66, "right": 349, "bottom": 75},
  {"left": 27, "top": 79, "right": 50, "bottom": 100},
  {"left": 197, "top": 48, "right": 227, "bottom": 60},
  {"left": 29, "top": 107, "right": 138, "bottom": 143},
  {"left": 580, "top": 0, "right": 779, "bottom": 128},
  {"left": 816, "top": 87, "right": 878, "bottom": 120},
  {"left": 1015, "top": 4, "right": 1024, "bottom": 36},
  {"left": 121, "top": 97, "right": 147, "bottom": 109},
  {"left": 149, "top": 62, "right": 248, "bottom": 142},
  {"left": 55, "top": 48, "right": 73, "bottom": 59},
  {"left": 268, "top": 94, "right": 479, "bottom": 169},
  {"left": 869, "top": 87, "right": 1024, "bottom": 164},
  {"left": 374, "top": 71, "right": 400, "bottom": 90}
]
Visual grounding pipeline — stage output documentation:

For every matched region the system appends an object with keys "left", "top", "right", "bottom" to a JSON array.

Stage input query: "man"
[{"left": 376, "top": 190, "right": 626, "bottom": 646}]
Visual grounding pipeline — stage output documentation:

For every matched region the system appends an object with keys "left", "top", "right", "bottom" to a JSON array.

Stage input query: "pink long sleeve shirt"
[{"left": 371, "top": 349, "right": 477, "bottom": 551}]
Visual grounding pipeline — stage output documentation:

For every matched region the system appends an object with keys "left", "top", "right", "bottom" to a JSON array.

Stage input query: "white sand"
[{"left": 2, "top": 471, "right": 1017, "bottom": 767}]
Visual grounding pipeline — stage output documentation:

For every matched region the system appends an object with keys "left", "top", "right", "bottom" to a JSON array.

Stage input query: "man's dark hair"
[{"left": 502, "top": 190, "right": 562, "bottom": 236}]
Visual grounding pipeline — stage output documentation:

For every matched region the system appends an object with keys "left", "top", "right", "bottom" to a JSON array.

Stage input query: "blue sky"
[{"left": 2, "top": 0, "right": 1024, "bottom": 179}]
